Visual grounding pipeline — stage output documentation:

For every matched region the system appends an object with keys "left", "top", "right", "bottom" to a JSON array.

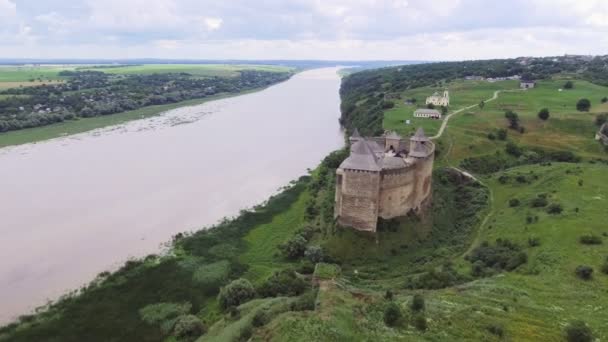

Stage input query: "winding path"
[{"left": 430, "top": 90, "right": 501, "bottom": 140}]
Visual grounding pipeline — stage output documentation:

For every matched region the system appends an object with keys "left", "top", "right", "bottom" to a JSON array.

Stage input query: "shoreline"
[{"left": 0, "top": 80, "right": 290, "bottom": 149}]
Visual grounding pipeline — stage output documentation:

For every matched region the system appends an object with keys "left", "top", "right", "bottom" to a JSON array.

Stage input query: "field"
[{"left": 77, "top": 64, "right": 294, "bottom": 77}]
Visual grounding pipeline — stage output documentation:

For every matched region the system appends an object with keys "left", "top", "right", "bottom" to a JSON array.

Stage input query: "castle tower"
[
  {"left": 349, "top": 128, "right": 362, "bottom": 145},
  {"left": 385, "top": 131, "right": 401, "bottom": 152},
  {"left": 408, "top": 127, "right": 434, "bottom": 210},
  {"left": 443, "top": 90, "right": 450, "bottom": 106},
  {"left": 409, "top": 128, "right": 431, "bottom": 158}
]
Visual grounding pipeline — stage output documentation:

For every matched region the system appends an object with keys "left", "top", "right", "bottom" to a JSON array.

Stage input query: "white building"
[
  {"left": 414, "top": 109, "right": 442, "bottom": 119},
  {"left": 426, "top": 90, "right": 449, "bottom": 106},
  {"left": 520, "top": 80, "right": 536, "bottom": 89}
]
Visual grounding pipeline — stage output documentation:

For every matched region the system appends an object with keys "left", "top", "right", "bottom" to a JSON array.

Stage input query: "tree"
[
  {"left": 505, "top": 110, "right": 520, "bottom": 129},
  {"left": 602, "top": 97, "right": 608, "bottom": 104},
  {"left": 441, "top": 106, "right": 448, "bottom": 115},
  {"left": 596, "top": 113, "right": 607, "bottom": 126},
  {"left": 505, "top": 142, "right": 523, "bottom": 157},
  {"left": 410, "top": 294, "right": 425, "bottom": 312},
  {"left": 413, "top": 314, "right": 428, "bottom": 331},
  {"left": 383, "top": 302, "right": 402, "bottom": 327},
  {"left": 218, "top": 278, "right": 256, "bottom": 309},
  {"left": 304, "top": 246, "right": 324, "bottom": 263},
  {"left": 509, "top": 198, "right": 520, "bottom": 207},
  {"left": 479, "top": 100, "right": 485, "bottom": 109},
  {"left": 538, "top": 108, "right": 550, "bottom": 120},
  {"left": 173, "top": 315, "right": 206, "bottom": 341},
  {"left": 565, "top": 320, "right": 594, "bottom": 342},
  {"left": 427, "top": 103, "right": 435, "bottom": 109},
  {"left": 280, "top": 234, "right": 308, "bottom": 259},
  {"left": 564, "top": 81, "right": 574, "bottom": 89},
  {"left": 577, "top": 99, "right": 591, "bottom": 112},
  {"left": 497, "top": 129, "right": 508, "bottom": 141},
  {"left": 575, "top": 265, "right": 594, "bottom": 280}
]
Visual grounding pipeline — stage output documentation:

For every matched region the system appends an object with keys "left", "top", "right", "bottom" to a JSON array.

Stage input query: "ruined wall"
[
  {"left": 377, "top": 166, "right": 417, "bottom": 219},
  {"left": 337, "top": 170, "right": 381, "bottom": 232}
]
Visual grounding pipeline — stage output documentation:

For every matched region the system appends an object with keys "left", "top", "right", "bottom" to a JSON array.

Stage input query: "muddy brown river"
[{"left": 0, "top": 68, "right": 345, "bottom": 324}]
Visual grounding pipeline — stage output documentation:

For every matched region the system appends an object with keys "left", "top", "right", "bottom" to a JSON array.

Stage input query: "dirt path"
[{"left": 430, "top": 90, "right": 501, "bottom": 140}]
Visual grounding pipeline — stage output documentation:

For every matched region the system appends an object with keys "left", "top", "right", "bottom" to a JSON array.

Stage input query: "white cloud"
[
  {"left": 203, "top": 17, "right": 223, "bottom": 31},
  {"left": 87, "top": 0, "right": 180, "bottom": 31},
  {"left": 0, "top": 0, "right": 16, "bottom": 19}
]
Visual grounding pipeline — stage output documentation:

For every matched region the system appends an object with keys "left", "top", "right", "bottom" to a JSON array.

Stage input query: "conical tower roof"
[
  {"left": 340, "top": 139, "right": 381, "bottom": 171},
  {"left": 410, "top": 127, "right": 429, "bottom": 142},
  {"left": 351, "top": 128, "right": 361, "bottom": 138}
]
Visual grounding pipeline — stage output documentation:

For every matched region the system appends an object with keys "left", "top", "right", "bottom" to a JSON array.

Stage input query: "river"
[{"left": 0, "top": 67, "right": 345, "bottom": 324}]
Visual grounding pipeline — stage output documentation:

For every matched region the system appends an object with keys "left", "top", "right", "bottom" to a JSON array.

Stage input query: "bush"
[
  {"left": 304, "top": 245, "right": 324, "bottom": 263},
  {"left": 383, "top": 302, "right": 402, "bottom": 327},
  {"left": 487, "top": 132, "right": 496, "bottom": 140},
  {"left": 575, "top": 265, "right": 594, "bottom": 280},
  {"left": 487, "top": 323, "right": 505, "bottom": 338},
  {"left": 257, "top": 269, "right": 307, "bottom": 297},
  {"left": 218, "top": 278, "right": 256, "bottom": 310},
  {"left": 531, "top": 196, "right": 548, "bottom": 208},
  {"left": 410, "top": 294, "right": 425, "bottom": 312},
  {"left": 601, "top": 260, "right": 608, "bottom": 275},
  {"left": 172, "top": 315, "right": 205, "bottom": 341},
  {"left": 564, "top": 81, "right": 574, "bottom": 89},
  {"left": 538, "top": 108, "right": 550, "bottom": 120},
  {"left": 139, "top": 302, "right": 192, "bottom": 325},
  {"left": 505, "top": 142, "right": 523, "bottom": 157},
  {"left": 290, "top": 290, "right": 317, "bottom": 311},
  {"left": 413, "top": 314, "right": 428, "bottom": 331},
  {"left": 279, "top": 234, "right": 308, "bottom": 259},
  {"left": 597, "top": 113, "right": 608, "bottom": 126},
  {"left": 579, "top": 235, "right": 602, "bottom": 245},
  {"left": 467, "top": 239, "right": 527, "bottom": 273},
  {"left": 565, "top": 320, "right": 594, "bottom": 342},
  {"left": 577, "top": 98, "right": 591, "bottom": 112},
  {"left": 509, "top": 198, "right": 520, "bottom": 207},
  {"left": 602, "top": 97, "right": 608, "bottom": 104},
  {"left": 384, "top": 290, "right": 394, "bottom": 300},
  {"left": 505, "top": 110, "right": 520, "bottom": 129},
  {"left": 546, "top": 203, "right": 563, "bottom": 214},
  {"left": 497, "top": 129, "right": 508, "bottom": 140},
  {"left": 252, "top": 309, "right": 270, "bottom": 327},
  {"left": 528, "top": 237, "right": 541, "bottom": 247},
  {"left": 192, "top": 260, "right": 231, "bottom": 288}
]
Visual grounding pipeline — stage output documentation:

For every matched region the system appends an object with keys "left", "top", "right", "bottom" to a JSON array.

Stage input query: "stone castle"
[{"left": 334, "top": 128, "right": 435, "bottom": 232}]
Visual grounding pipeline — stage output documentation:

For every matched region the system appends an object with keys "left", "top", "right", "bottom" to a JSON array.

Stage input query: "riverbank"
[{"left": 0, "top": 86, "right": 282, "bottom": 149}]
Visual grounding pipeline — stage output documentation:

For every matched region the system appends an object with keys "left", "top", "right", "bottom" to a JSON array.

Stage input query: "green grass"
[
  {"left": 239, "top": 189, "right": 309, "bottom": 282},
  {"left": 0, "top": 88, "right": 265, "bottom": 148}
]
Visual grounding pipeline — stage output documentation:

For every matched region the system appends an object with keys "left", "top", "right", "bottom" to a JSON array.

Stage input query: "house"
[
  {"left": 414, "top": 109, "right": 442, "bottom": 119},
  {"left": 520, "top": 80, "right": 536, "bottom": 89},
  {"left": 426, "top": 90, "right": 449, "bottom": 106}
]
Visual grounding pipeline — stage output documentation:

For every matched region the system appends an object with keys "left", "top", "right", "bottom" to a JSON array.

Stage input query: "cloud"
[{"left": 2, "top": 0, "right": 608, "bottom": 59}]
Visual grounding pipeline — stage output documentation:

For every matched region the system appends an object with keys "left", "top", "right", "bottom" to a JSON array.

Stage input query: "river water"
[{"left": 0, "top": 67, "right": 345, "bottom": 324}]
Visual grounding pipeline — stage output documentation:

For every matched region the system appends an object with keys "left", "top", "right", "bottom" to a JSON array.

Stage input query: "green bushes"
[
  {"left": 413, "top": 314, "right": 428, "bottom": 331},
  {"left": 565, "top": 320, "right": 594, "bottom": 342},
  {"left": 173, "top": 315, "right": 206, "bottom": 341},
  {"left": 538, "top": 108, "right": 550, "bottom": 120},
  {"left": 487, "top": 323, "right": 505, "bottom": 338},
  {"left": 192, "top": 260, "right": 230, "bottom": 289},
  {"left": 576, "top": 98, "right": 591, "bottom": 112},
  {"left": 405, "top": 262, "right": 467, "bottom": 289},
  {"left": 579, "top": 235, "right": 603, "bottom": 245},
  {"left": 383, "top": 302, "right": 403, "bottom": 327},
  {"left": 279, "top": 234, "right": 308, "bottom": 259},
  {"left": 506, "top": 142, "right": 523, "bottom": 157},
  {"left": 139, "top": 302, "right": 193, "bottom": 335},
  {"left": 531, "top": 195, "right": 549, "bottom": 208},
  {"left": 601, "top": 257, "right": 608, "bottom": 275},
  {"left": 304, "top": 245, "right": 324, "bottom": 263},
  {"left": 575, "top": 265, "right": 594, "bottom": 280},
  {"left": 218, "top": 278, "right": 256, "bottom": 310},
  {"left": 505, "top": 110, "right": 520, "bottom": 130},
  {"left": 257, "top": 269, "right": 308, "bottom": 298},
  {"left": 509, "top": 198, "right": 520, "bottom": 207},
  {"left": 546, "top": 203, "right": 563, "bottom": 214},
  {"left": 467, "top": 239, "right": 527, "bottom": 275},
  {"left": 410, "top": 294, "right": 425, "bottom": 312}
]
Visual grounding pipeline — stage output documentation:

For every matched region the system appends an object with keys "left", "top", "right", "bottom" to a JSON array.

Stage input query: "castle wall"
[
  {"left": 337, "top": 170, "right": 380, "bottom": 232},
  {"left": 378, "top": 167, "right": 417, "bottom": 219},
  {"left": 412, "top": 154, "right": 434, "bottom": 208}
]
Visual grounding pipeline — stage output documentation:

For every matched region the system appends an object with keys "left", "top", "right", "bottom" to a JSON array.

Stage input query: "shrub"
[
  {"left": 497, "top": 129, "right": 508, "bottom": 140},
  {"left": 192, "top": 260, "right": 231, "bottom": 288},
  {"left": 509, "top": 198, "right": 520, "bottom": 207},
  {"left": 218, "top": 278, "right": 256, "bottom": 310},
  {"left": 252, "top": 309, "right": 270, "bottom": 327},
  {"left": 466, "top": 239, "right": 527, "bottom": 273},
  {"left": 487, "top": 323, "right": 505, "bottom": 338},
  {"left": 528, "top": 237, "right": 541, "bottom": 247},
  {"left": 404, "top": 263, "right": 466, "bottom": 289},
  {"left": 487, "top": 132, "right": 496, "bottom": 140},
  {"left": 596, "top": 113, "right": 608, "bottom": 126},
  {"left": 538, "top": 108, "right": 550, "bottom": 120},
  {"left": 172, "top": 315, "right": 205, "bottom": 341},
  {"left": 139, "top": 302, "right": 192, "bottom": 326},
  {"left": 576, "top": 98, "right": 591, "bottom": 112},
  {"left": 279, "top": 234, "right": 308, "bottom": 259},
  {"left": 579, "top": 235, "right": 602, "bottom": 245},
  {"left": 575, "top": 265, "right": 594, "bottom": 280},
  {"left": 546, "top": 203, "right": 563, "bottom": 214},
  {"left": 601, "top": 259, "right": 608, "bottom": 275},
  {"left": 411, "top": 294, "right": 425, "bottom": 312},
  {"left": 565, "top": 320, "right": 594, "bottom": 342},
  {"left": 505, "top": 142, "right": 522, "bottom": 157},
  {"left": 602, "top": 97, "right": 608, "bottom": 104},
  {"left": 291, "top": 290, "right": 317, "bottom": 311},
  {"left": 304, "top": 245, "right": 324, "bottom": 263},
  {"left": 413, "top": 314, "right": 428, "bottom": 331},
  {"left": 531, "top": 196, "right": 548, "bottom": 208},
  {"left": 505, "top": 110, "right": 520, "bottom": 129},
  {"left": 383, "top": 302, "right": 402, "bottom": 327},
  {"left": 382, "top": 101, "right": 395, "bottom": 109},
  {"left": 384, "top": 290, "right": 394, "bottom": 300},
  {"left": 564, "top": 81, "right": 574, "bottom": 89},
  {"left": 257, "top": 269, "right": 307, "bottom": 297}
]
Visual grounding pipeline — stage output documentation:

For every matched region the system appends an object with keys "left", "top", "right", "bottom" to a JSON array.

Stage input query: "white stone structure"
[
  {"left": 520, "top": 80, "right": 536, "bottom": 89},
  {"left": 414, "top": 109, "right": 442, "bottom": 119},
  {"left": 426, "top": 90, "right": 449, "bottom": 106}
]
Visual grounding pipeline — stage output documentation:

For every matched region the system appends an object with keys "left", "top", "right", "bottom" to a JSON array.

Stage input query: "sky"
[{"left": 1, "top": 0, "right": 607, "bottom": 60}]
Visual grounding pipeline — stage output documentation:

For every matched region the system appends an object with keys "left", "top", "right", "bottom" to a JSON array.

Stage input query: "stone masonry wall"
[{"left": 338, "top": 170, "right": 381, "bottom": 232}]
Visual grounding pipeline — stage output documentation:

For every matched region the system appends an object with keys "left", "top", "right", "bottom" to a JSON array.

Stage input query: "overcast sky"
[{"left": 1, "top": 0, "right": 607, "bottom": 60}]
